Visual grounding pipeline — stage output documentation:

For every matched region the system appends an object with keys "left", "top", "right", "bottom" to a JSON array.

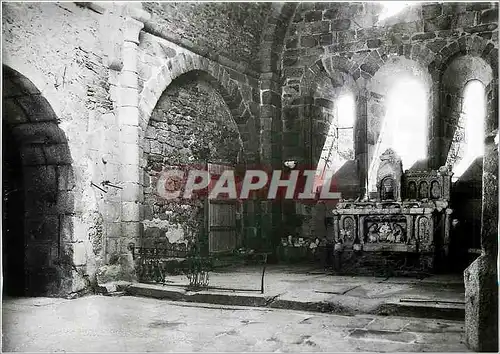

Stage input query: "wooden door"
[{"left": 207, "top": 163, "right": 240, "bottom": 255}]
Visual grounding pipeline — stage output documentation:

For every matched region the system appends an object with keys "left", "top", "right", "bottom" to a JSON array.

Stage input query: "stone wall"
[
  {"left": 277, "top": 1, "right": 498, "bottom": 239},
  {"left": 137, "top": 32, "right": 261, "bottom": 162},
  {"left": 142, "top": 74, "right": 242, "bottom": 251},
  {"left": 135, "top": 28, "right": 266, "bottom": 255},
  {"left": 2, "top": 2, "right": 114, "bottom": 295},
  {"left": 142, "top": 2, "right": 272, "bottom": 74},
  {"left": 2, "top": 2, "right": 268, "bottom": 289}
]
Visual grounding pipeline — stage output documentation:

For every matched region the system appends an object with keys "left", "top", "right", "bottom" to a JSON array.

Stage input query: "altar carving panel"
[{"left": 364, "top": 216, "right": 407, "bottom": 244}]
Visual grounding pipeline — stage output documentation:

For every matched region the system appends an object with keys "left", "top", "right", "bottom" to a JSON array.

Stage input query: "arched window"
[
  {"left": 368, "top": 77, "right": 428, "bottom": 191},
  {"left": 447, "top": 80, "right": 486, "bottom": 181},
  {"left": 316, "top": 93, "right": 355, "bottom": 185}
]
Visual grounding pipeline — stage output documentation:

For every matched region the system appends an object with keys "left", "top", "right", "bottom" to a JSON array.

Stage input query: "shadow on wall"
[
  {"left": 449, "top": 156, "right": 483, "bottom": 271},
  {"left": 2, "top": 65, "right": 77, "bottom": 297},
  {"left": 313, "top": 159, "right": 359, "bottom": 243}
]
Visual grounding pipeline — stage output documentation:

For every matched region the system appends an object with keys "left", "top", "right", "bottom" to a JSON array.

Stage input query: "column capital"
[{"left": 123, "top": 16, "right": 145, "bottom": 45}]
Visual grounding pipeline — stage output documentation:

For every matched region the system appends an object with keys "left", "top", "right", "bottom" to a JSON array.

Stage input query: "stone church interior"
[{"left": 2, "top": 1, "right": 498, "bottom": 352}]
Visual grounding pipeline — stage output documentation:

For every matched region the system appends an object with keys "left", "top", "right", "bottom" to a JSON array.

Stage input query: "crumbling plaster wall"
[
  {"left": 142, "top": 75, "right": 242, "bottom": 251},
  {"left": 134, "top": 14, "right": 270, "bottom": 254},
  {"left": 2, "top": 2, "right": 115, "bottom": 295}
]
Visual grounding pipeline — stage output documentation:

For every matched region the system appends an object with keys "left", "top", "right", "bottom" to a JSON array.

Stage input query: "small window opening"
[
  {"left": 315, "top": 93, "right": 355, "bottom": 191},
  {"left": 449, "top": 80, "right": 485, "bottom": 181}
]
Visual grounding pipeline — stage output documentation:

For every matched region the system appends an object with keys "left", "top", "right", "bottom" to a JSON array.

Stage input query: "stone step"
[{"left": 126, "top": 283, "right": 465, "bottom": 321}]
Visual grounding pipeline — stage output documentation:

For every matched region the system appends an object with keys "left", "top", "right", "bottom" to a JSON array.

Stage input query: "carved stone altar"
[{"left": 331, "top": 149, "right": 453, "bottom": 272}]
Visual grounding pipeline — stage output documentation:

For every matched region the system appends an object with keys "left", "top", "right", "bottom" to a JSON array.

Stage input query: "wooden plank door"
[{"left": 207, "top": 163, "right": 240, "bottom": 255}]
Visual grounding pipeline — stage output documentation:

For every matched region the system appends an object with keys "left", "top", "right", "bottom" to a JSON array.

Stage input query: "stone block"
[
  {"left": 120, "top": 143, "right": 140, "bottom": 165},
  {"left": 117, "top": 86, "right": 139, "bottom": 108},
  {"left": 119, "top": 70, "right": 138, "bottom": 89},
  {"left": 442, "top": 3, "right": 467, "bottom": 14},
  {"left": 466, "top": 3, "right": 494, "bottom": 11},
  {"left": 57, "top": 191, "right": 75, "bottom": 214},
  {"left": 25, "top": 215, "right": 59, "bottom": 241},
  {"left": 119, "top": 106, "right": 140, "bottom": 126},
  {"left": 424, "top": 15, "right": 452, "bottom": 32},
  {"left": 16, "top": 95, "right": 57, "bottom": 122},
  {"left": 304, "top": 10, "right": 323, "bottom": 22},
  {"left": 262, "top": 90, "right": 281, "bottom": 107},
  {"left": 300, "top": 35, "right": 318, "bottom": 48},
  {"left": 44, "top": 144, "right": 72, "bottom": 165},
  {"left": 3, "top": 98, "right": 28, "bottom": 124},
  {"left": 24, "top": 165, "right": 57, "bottom": 195},
  {"left": 367, "top": 39, "right": 382, "bottom": 48},
  {"left": 463, "top": 23, "right": 498, "bottom": 34},
  {"left": 103, "top": 202, "right": 121, "bottom": 223},
  {"left": 411, "top": 32, "right": 436, "bottom": 41},
  {"left": 122, "top": 202, "right": 140, "bottom": 222},
  {"left": 360, "top": 61, "right": 379, "bottom": 77},
  {"left": 121, "top": 182, "right": 142, "bottom": 202},
  {"left": 20, "top": 145, "right": 46, "bottom": 166},
  {"left": 319, "top": 33, "right": 333, "bottom": 46},
  {"left": 479, "top": 9, "right": 498, "bottom": 24},
  {"left": 121, "top": 222, "right": 142, "bottom": 240},
  {"left": 422, "top": 4, "right": 442, "bottom": 19},
  {"left": 464, "top": 255, "right": 498, "bottom": 352},
  {"left": 60, "top": 214, "right": 75, "bottom": 242},
  {"left": 72, "top": 242, "right": 87, "bottom": 267},
  {"left": 305, "top": 21, "right": 330, "bottom": 35},
  {"left": 452, "top": 12, "right": 476, "bottom": 28},
  {"left": 120, "top": 125, "right": 141, "bottom": 144},
  {"left": 331, "top": 19, "right": 351, "bottom": 31},
  {"left": 13, "top": 122, "right": 66, "bottom": 145},
  {"left": 106, "top": 222, "right": 122, "bottom": 239},
  {"left": 323, "top": 6, "right": 340, "bottom": 20},
  {"left": 426, "top": 39, "right": 447, "bottom": 53},
  {"left": 25, "top": 244, "right": 52, "bottom": 268},
  {"left": 478, "top": 31, "right": 493, "bottom": 40}
]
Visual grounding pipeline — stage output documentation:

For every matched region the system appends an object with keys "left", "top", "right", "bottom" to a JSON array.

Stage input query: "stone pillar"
[
  {"left": 115, "top": 5, "right": 150, "bottom": 279},
  {"left": 355, "top": 90, "right": 368, "bottom": 198},
  {"left": 260, "top": 73, "right": 283, "bottom": 255},
  {"left": 464, "top": 78, "right": 498, "bottom": 352},
  {"left": 428, "top": 80, "right": 441, "bottom": 169}
]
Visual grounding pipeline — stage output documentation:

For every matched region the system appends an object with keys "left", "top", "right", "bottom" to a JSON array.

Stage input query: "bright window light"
[
  {"left": 368, "top": 77, "right": 427, "bottom": 191},
  {"left": 337, "top": 94, "right": 355, "bottom": 128},
  {"left": 378, "top": 1, "right": 411, "bottom": 21},
  {"left": 315, "top": 93, "right": 355, "bottom": 190},
  {"left": 451, "top": 80, "right": 485, "bottom": 180}
]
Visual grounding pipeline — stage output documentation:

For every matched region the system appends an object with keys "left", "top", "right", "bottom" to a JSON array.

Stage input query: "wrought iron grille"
[{"left": 130, "top": 244, "right": 213, "bottom": 289}]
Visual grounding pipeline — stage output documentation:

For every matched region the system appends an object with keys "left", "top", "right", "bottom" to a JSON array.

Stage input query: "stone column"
[
  {"left": 464, "top": 78, "right": 498, "bottom": 352},
  {"left": 115, "top": 5, "right": 150, "bottom": 279},
  {"left": 260, "top": 73, "right": 283, "bottom": 256},
  {"left": 355, "top": 90, "right": 368, "bottom": 199}
]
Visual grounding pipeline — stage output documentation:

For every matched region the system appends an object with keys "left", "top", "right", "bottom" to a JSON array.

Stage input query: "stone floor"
[
  {"left": 2, "top": 295, "right": 469, "bottom": 352},
  {"left": 129, "top": 264, "right": 465, "bottom": 318}
]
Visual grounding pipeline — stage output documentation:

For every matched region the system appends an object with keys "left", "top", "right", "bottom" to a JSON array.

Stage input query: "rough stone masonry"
[{"left": 1, "top": 2, "right": 498, "bottom": 351}]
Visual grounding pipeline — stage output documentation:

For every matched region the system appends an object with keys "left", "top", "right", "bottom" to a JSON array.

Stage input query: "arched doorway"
[
  {"left": 141, "top": 70, "right": 244, "bottom": 267},
  {"left": 3, "top": 122, "right": 25, "bottom": 295},
  {"left": 2, "top": 66, "right": 75, "bottom": 296}
]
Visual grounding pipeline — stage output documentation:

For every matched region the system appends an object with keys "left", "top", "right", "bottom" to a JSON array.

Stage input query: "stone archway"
[
  {"left": 2, "top": 66, "right": 75, "bottom": 296},
  {"left": 426, "top": 35, "right": 498, "bottom": 352},
  {"left": 139, "top": 53, "right": 259, "bottom": 163},
  {"left": 138, "top": 62, "right": 254, "bottom": 265}
]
